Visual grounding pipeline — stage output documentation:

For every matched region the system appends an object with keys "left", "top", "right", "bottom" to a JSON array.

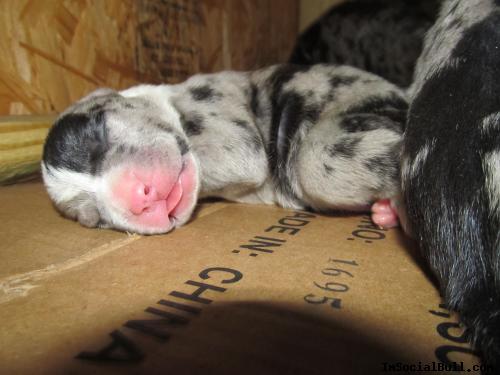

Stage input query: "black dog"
[{"left": 402, "top": 0, "right": 500, "bottom": 368}]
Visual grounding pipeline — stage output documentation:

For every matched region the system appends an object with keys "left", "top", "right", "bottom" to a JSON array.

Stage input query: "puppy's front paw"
[{"left": 371, "top": 199, "right": 399, "bottom": 229}]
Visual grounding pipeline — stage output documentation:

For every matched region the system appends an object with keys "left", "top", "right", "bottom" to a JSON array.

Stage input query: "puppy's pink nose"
[{"left": 129, "top": 181, "right": 159, "bottom": 214}]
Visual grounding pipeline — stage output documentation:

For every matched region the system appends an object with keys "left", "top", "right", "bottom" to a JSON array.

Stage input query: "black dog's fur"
[
  {"left": 402, "top": 1, "right": 500, "bottom": 369},
  {"left": 290, "top": 0, "right": 441, "bottom": 87}
]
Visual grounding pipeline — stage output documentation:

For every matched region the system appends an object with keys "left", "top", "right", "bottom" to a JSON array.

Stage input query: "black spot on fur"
[
  {"left": 323, "top": 163, "right": 334, "bottom": 175},
  {"left": 340, "top": 113, "right": 403, "bottom": 134},
  {"left": 123, "top": 102, "right": 136, "bottom": 109},
  {"left": 345, "top": 93, "right": 408, "bottom": 125},
  {"left": 325, "top": 137, "right": 361, "bottom": 159},
  {"left": 329, "top": 75, "right": 358, "bottom": 88},
  {"left": 364, "top": 154, "right": 398, "bottom": 180},
  {"left": 182, "top": 115, "right": 204, "bottom": 136},
  {"left": 303, "top": 104, "right": 321, "bottom": 123},
  {"left": 250, "top": 84, "right": 260, "bottom": 118},
  {"left": 154, "top": 122, "right": 173, "bottom": 132},
  {"left": 183, "top": 120, "right": 203, "bottom": 136},
  {"left": 268, "top": 66, "right": 312, "bottom": 154},
  {"left": 273, "top": 93, "right": 320, "bottom": 160},
  {"left": 88, "top": 103, "right": 104, "bottom": 113},
  {"left": 190, "top": 85, "right": 222, "bottom": 101},
  {"left": 87, "top": 96, "right": 118, "bottom": 112},
  {"left": 43, "top": 112, "right": 109, "bottom": 175},
  {"left": 326, "top": 75, "right": 360, "bottom": 101},
  {"left": 114, "top": 144, "right": 138, "bottom": 157},
  {"left": 233, "top": 119, "right": 249, "bottom": 128},
  {"left": 175, "top": 135, "right": 189, "bottom": 155},
  {"left": 267, "top": 65, "right": 313, "bottom": 199},
  {"left": 116, "top": 144, "right": 126, "bottom": 155}
]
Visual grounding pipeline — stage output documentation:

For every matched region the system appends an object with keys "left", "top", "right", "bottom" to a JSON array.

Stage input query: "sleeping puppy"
[
  {"left": 402, "top": 0, "right": 500, "bottom": 368},
  {"left": 42, "top": 64, "right": 406, "bottom": 235}
]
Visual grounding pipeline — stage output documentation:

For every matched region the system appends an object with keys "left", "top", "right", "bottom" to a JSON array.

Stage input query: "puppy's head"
[{"left": 42, "top": 88, "right": 200, "bottom": 235}]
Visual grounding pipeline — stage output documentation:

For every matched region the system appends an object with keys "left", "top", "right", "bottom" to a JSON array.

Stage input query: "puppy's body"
[
  {"left": 42, "top": 64, "right": 405, "bottom": 234},
  {"left": 402, "top": 0, "right": 500, "bottom": 367}
]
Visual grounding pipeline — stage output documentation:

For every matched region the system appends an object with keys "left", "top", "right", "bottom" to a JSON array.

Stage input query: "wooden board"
[{"left": 0, "top": 0, "right": 298, "bottom": 115}]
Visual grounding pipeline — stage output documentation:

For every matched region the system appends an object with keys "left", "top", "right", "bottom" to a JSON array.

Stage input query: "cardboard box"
[{"left": 0, "top": 181, "right": 481, "bottom": 374}]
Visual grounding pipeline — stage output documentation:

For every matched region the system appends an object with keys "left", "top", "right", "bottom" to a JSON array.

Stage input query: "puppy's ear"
[
  {"left": 58, "top": 88, "right": 120, "bottom": 117},
  {"left": 78, "top": 88, "right": 117, "bottom": 103},
  {"left": 76, "top": 201, "right": 101, "bottom": 228}
]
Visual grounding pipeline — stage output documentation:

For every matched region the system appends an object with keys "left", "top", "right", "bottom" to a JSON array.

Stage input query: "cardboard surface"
[{"left": 0, "top": 182, "right": 481, "bottom": 374}]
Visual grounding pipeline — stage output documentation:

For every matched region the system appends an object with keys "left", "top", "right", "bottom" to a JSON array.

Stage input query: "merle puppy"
[
  {"left": 42, "top": 64, "right": 405, "bottom": 235},
  {"left": 402, "top": 0, "right": 500, "bottom": 369},
  {"left": 290, "top": 0, "right": 442, "bottom": 87}
]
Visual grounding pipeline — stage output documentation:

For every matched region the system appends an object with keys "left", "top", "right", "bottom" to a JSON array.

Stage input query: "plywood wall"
[{"left": 0, "top": 0, "right": 298, "bottom": 115}]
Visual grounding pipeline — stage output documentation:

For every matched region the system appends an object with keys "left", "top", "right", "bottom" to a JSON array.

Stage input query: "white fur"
[
  {"left": 403, "top": 140, "right": 434, "bottom": 182},
  {"left": 41, "top": 163, "right": 98, "bottom": 204},
  {"left": 481, "top": 112, "right": 500, "bottom": 133},
  {"left": 120, "top": 84, "right": 184, "bottom": 133},
  {"left": 484, "top": 150, "right": 500, "bottom": 217}
]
